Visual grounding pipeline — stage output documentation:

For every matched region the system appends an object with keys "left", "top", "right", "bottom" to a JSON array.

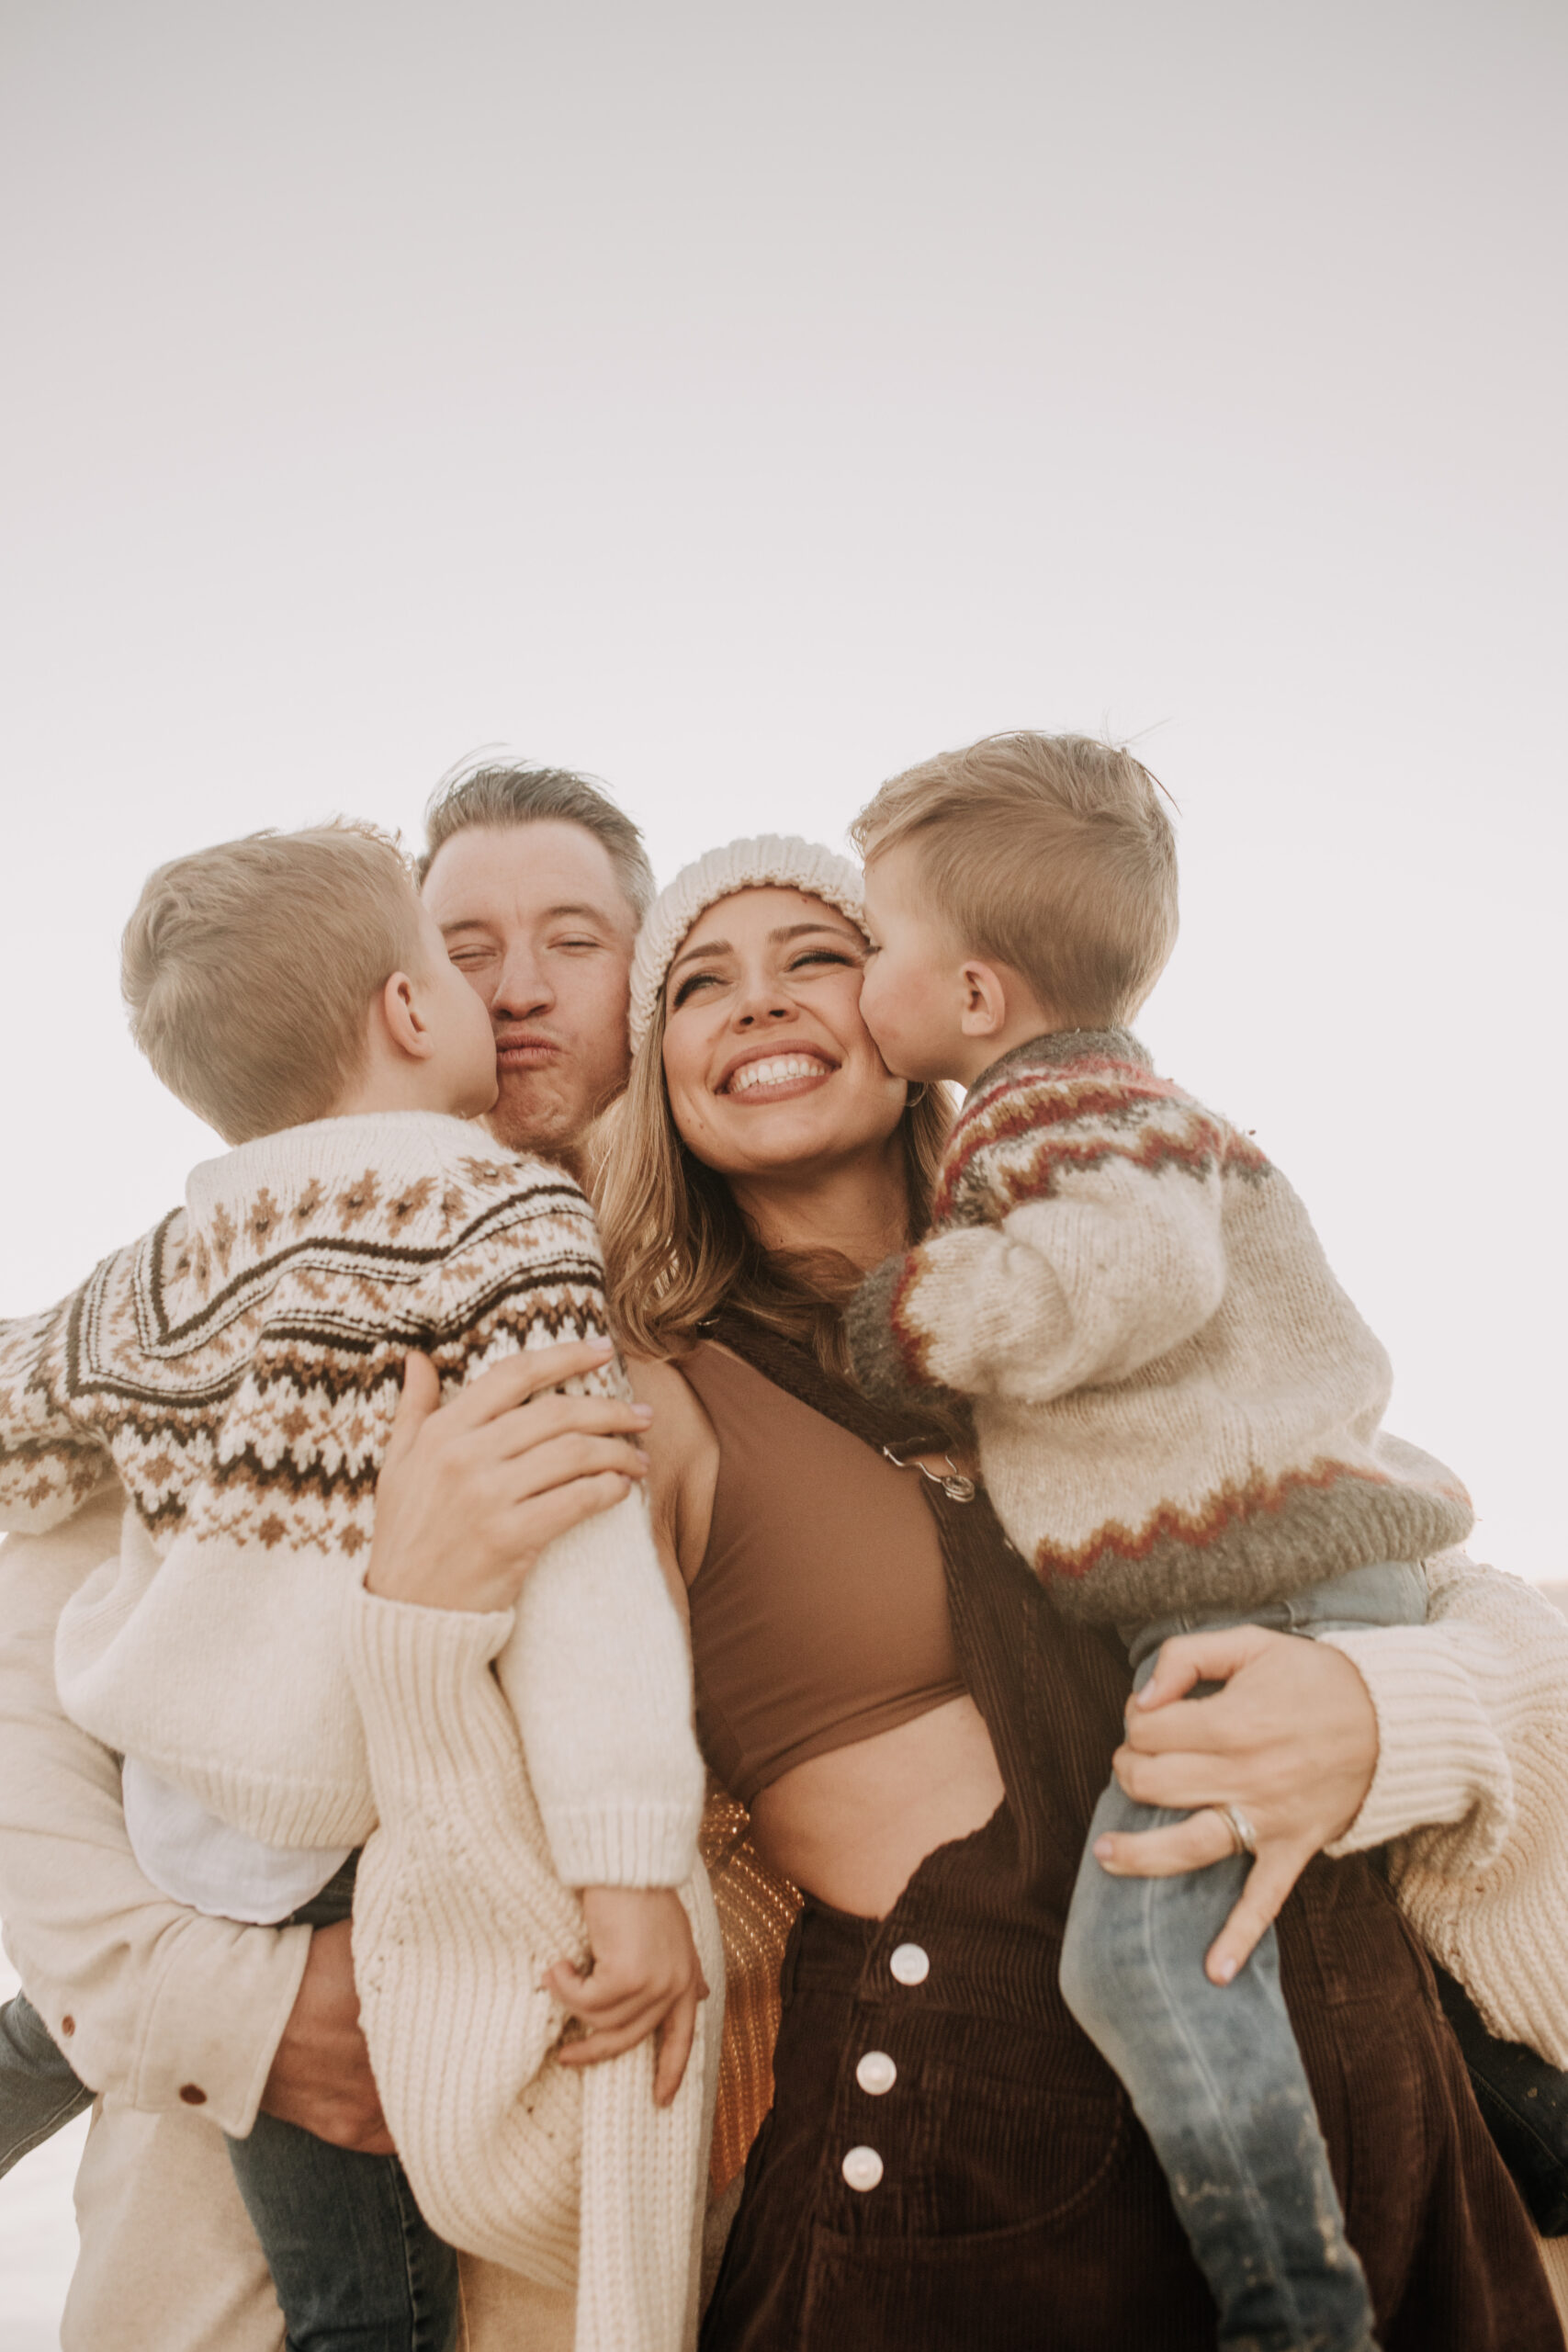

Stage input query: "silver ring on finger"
[{"left": 1215, "top": 1803, "right": 1258, "bottom": 1857}]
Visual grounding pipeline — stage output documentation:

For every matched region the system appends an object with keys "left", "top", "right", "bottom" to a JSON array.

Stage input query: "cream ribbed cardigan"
[
  {"left": 345, "top": 1581, "right": 723, "bottom": 2352},
  {"left": 1324, "top": 1547, "right": 1568, "bottom": 2068}
]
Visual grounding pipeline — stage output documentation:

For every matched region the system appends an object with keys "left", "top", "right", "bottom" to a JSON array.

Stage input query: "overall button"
[
  {"left": 841, "top": 2144, "right": 885, "bottom": 2192},
  {"left": 856, "top": 2050, "right": 897, "bottom": 2096},
  {"left": 889, "top": 1941, "right": 929, "bottom": 1986}
]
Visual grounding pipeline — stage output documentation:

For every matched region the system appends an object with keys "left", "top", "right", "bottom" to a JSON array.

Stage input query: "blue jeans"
[
  {"left": 1059, "top": 1561, "right": 1427, "bottom": 2352},
  {"left": 223, "top": 1859, "right": 459, "bottom": 2352},
  {"left": 0, "top": 1987, "right": 94, "bottom": 2178}
]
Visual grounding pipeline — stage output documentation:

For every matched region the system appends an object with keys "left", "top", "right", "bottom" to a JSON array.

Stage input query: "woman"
[
  {"left": 368, "top": 833, "right": 1566, "bottom": 2346},
  {"left": 582, "top": 833, "right": 1562, "bottom": 2348}
]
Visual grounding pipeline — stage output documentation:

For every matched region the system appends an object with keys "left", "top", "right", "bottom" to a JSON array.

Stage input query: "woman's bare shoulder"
[{"left": 623, "top": 1349, "right": 719, "bottom": 1585}]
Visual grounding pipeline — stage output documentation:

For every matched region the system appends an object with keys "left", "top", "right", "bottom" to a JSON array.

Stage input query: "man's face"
[{"left": 421, "top": 820, "right": 638, "bottom": 1164}]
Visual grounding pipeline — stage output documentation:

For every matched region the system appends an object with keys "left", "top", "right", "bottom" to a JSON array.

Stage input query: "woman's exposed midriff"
[{"left": 749, "top": 1690, "right": 1006, "bottom": 1918}]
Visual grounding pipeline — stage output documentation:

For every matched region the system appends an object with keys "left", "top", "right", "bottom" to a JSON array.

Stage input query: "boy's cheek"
[{"left": 857, "top": 968, "right": 896, "bottom": 1053}]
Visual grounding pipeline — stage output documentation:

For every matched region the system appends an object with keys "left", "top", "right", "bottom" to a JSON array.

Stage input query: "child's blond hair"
[
  {"left": 121, "top": 822, "right": 425, "bottom": 1144},
  {"left": 852, "top": 731, "right": 1179, "bottom": 1028}
]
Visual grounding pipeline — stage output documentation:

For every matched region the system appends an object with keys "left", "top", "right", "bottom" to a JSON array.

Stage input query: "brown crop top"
[{"left": 679, "top": 1342, "right": 968, "bottom": 1806}]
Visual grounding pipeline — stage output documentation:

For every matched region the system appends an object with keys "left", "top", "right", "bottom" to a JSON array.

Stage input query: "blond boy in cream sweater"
[{"left": 0, "top": 823, "right": 719, "bottom": 2352}]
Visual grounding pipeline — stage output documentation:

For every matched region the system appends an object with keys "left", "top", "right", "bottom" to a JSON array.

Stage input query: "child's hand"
[{"left": 544, "top": 1886, "right": 708, "bottom": 2107}]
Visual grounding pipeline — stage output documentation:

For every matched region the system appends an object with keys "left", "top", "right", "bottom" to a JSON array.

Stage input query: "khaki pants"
[{"left": 64, "top": 2100, "right": 572, "bottom": 2352}]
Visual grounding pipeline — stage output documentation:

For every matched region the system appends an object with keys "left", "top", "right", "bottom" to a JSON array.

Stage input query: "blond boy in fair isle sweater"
[
  {"left": 0, "top": 824, "right": 719, "bottom": 2352},
  {"left": 843, "top": 734, "right": 1524, "bottom": 2352}
]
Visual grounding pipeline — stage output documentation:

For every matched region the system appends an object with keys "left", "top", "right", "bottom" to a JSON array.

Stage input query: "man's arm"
[{"left": 0, "top": 1485, "right": 313, "bottom": 2137}]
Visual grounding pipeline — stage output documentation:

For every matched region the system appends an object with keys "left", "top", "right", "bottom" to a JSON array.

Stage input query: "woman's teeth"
[{"left": 728, "top": 1054, "right": 829, "bottom": 1096}]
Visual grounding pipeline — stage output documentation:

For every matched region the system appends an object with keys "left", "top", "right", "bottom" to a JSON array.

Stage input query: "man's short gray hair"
[{"left": 417, "top": 750, "right": 654, "bottom": 920}]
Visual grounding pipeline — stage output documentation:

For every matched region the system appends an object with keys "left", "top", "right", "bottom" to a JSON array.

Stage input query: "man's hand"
[
  {"left": 367, "top": 1340, "right": 653, "bottom": 1616},
  {"left": 1090, "top": 1623, "right": 1380, "bottom": 1989},
  {"left": 544, "top": 1887, "right": 708, "bottom": 2109},
  {"left": 256, "top": 1921, "right": 392, "bottom": 2153}
]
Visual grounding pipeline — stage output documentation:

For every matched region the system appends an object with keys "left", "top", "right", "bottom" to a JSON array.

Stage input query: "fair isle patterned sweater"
[
  {"left": 849, "top": 1031, "right": 1473, "bottom": 1628},
  {"left": 0, "top": 1112, "right": 717, "bottom": 2351}
]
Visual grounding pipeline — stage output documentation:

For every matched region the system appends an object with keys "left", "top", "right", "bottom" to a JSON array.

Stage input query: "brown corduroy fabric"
[{"left": 697, "top": 1318, "right": 1562, "bottom": 2352}]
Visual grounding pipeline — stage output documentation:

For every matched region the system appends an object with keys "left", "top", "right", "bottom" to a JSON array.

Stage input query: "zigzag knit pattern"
[
  {"left": 848, "top": 1029, "right": 1473, "bottom": 1626},
  {"left": 0, "top": 1113, "right": 606, "bottom": 1550}
]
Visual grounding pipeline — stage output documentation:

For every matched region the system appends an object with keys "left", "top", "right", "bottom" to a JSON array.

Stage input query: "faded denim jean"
[
  {"left": 1059, "top": 1561, "right": 1427, "bottom": 2352},
  {"left": 223, "top": 1857, "right": 460, "bottom": 2352},
  {"left": 0, "top": 1986, "right": 94, "bottom": 2178}
]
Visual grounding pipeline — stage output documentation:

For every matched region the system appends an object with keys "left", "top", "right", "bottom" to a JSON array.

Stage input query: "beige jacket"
[{"left": 5, "top": 1504, "right": 1568, "bottom": 2350}]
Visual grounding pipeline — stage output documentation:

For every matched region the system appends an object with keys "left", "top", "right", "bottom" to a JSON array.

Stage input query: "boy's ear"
[
  {"left": 958, "top": 958, "right": 1011, "bottom": 1041},
  {"left": 376, "top": 970, "right": 436, "bottom": 1063}
]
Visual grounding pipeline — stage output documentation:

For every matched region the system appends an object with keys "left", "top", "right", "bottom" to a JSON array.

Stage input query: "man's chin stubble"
[{"left": 485, "top": 1069, "right": 604, "bottom": 1160}]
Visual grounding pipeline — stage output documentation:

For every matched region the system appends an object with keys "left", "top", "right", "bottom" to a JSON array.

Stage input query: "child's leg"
[
  {"left": 221, "top": 1857, "right": 458, "bottom": 2352},
  {"left": 1059, "top": 1776, "right": 1377, "bottom": 2352},
  {"left": 225, "top": 2115, "right": 459, "bottom": 2352},
  {"left": 0, "top": 1991, "right": 95, "bottom": 2181}
]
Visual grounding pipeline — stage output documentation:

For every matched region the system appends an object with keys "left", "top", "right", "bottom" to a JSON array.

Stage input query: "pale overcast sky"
[{"left": 1, "top": 0, "right": 1564, "bottom": 1599}]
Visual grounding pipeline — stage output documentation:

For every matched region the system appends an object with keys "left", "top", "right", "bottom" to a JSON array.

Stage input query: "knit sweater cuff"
[
  {"left": 344, "top": 1586, "right": 519, "bottom": 1798},
  {"left": 1318, "top": 1624, "right": 1503, "bottom": 1858},
  {"left": 540, "top": 1801, "right": 706, "bottom": 1891}
]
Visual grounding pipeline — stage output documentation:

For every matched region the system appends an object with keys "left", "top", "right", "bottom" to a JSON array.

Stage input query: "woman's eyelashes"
[
  {"left": 671, "top": 948, "right": 857, "bottom": 1011},
  {"left": 671, "top": 967, "right": 723, "bottom": 1008}
]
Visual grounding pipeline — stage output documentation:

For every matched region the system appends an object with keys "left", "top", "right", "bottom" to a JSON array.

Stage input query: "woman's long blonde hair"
[{"left": 594, "top": 986, "right": 953, "bottom": 1378}]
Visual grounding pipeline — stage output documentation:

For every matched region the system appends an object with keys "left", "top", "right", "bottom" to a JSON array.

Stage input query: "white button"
[
  {"left": 856, "top": 2050, "right": 897, "bottom": 2097},
  {"left": 889, "top": 1941, "right": 930, "bottom": 1985},
  {"left": 841, "top": 2144, "right": 885, "bottom": 2192}
]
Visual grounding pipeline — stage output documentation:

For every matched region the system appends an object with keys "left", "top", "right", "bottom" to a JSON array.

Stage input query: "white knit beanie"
[{"left": 628, "top": 835, "right": 865, "bottom": 1054}]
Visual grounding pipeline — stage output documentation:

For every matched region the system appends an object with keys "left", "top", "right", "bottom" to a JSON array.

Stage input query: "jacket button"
[
  {"left": 856, "top": 2050, "right": 897, "bottom": 2096},
  {"left": 841, "top": 2144, "right": 884, "bottom": 2192},
  {"left": 178, "top": 2084, "right": 208, "bottom": 2106},
  {"left": 889, "top": 1942, "right": 929, "bottom": 1985},
  {"left": 59, "top": 2016, "right": 75, "bottom": 2038}
]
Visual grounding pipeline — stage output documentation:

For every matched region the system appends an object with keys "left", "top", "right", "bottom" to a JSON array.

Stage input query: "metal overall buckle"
[{"left": 881, "top": 1444, "right": 976, "bottom": 1504}]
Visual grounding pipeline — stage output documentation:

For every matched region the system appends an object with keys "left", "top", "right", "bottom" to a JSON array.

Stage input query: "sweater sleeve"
[
  {"left": 0, "top": 1298, "right": 115, "bottom": 1534},
  {"left": 848, "top": 1150, "right": 1228, "bottom": 1408},
  {"left": 424, "top": 1174, "right": 705, "bottom": 1891},
  {"left": 496, "top": 1483, "right": 706, "bottom": 1889},
  {"left": 1321, "top": 1553, "right": 1568, "bottom": 2067},
  {"left": 344, "top": 1583, "right": 719, "bottom": 2350},
  {"left": 0, "top": 1487, "right": 310, "bottom": 2135}
]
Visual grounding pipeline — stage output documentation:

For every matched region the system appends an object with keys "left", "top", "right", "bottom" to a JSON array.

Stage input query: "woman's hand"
[
  {"left": 1092, "top": 1623, "right": 1379, "bottom": 1986},
  {"left": 366, "top": 1340, "right": 652, "bottom": 1615}
]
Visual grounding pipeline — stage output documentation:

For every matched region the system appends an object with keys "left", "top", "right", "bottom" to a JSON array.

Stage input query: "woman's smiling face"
[{"left": 660, "top": 887, "right": 908, "bottom": 1181}]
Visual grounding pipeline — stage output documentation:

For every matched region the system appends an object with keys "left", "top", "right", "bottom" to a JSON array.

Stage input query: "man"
[
  {"left": 418, "top": 756, "right": 651, "bottom": 1171},
  {"left": 0, "top": 759, "right": 652, "bottom": 2351}
]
